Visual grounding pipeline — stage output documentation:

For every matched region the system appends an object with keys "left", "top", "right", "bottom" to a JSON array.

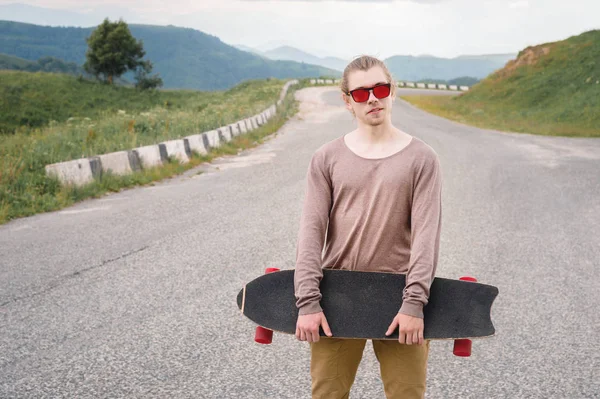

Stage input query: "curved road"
[{"left": 1, "top": 87, "right": 599, "bottom": 398}]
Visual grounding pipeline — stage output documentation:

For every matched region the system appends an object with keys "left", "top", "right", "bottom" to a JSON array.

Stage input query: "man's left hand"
[{"left": 385, "top": 313, "right": 424, "bottom": 345}]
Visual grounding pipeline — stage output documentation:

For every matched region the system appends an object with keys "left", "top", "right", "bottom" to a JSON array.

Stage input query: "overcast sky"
[{"left": 1, "top": 0, "right": 598, "bottom": 59}]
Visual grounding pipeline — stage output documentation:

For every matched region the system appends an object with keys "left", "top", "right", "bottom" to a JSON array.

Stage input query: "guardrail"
[
  {"left": 309, "top": 79, "right": 469, "bottom": 91},
  {"left": 45, "top": 80, "right": 299, "bottom": 187}
]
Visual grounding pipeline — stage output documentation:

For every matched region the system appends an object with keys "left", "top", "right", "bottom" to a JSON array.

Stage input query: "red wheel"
[
  {"left": 453, "top": 276, "right": 477, "bottom": 356},
  {"left": 453, "top": 339, "right": 472, "bottom": 357},
  {"left": 255, "top": 326, "right": 274, "bottom": 344},
  {"left": 252, "top": 268, "right": 280, "bottom": 344}
]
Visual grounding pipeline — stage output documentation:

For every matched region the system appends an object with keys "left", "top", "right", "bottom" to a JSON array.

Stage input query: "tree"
[
  {"left": 134, "top": 60, "right": 163, "bottom": 90},
  {"left": 84, "top": 18, "right": 146, "bottom": 85}
]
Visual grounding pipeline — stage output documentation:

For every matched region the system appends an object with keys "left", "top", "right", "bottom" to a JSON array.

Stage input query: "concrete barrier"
[
  {"left": 44, "top": 80, "right": 299, "bottom": 186},
  {"left": 398, "top": 82, "right": 406, "bottom": 87},
  {"left": 427, "top": 84, "right": 436, "bottom": 89},
  {"left": 325, "top": 79, "right": 333, "bottom": 84},
  {"left": 134, "top": 144, "right": 166, "bottom": 169},
  {"left": 310, "top": 79, "right": 316, "bottom": 84},
  {"left": 218, "top": 126, "right": 233, "bottom": 142},
  {"left": 249, "top": 118, "right": 258, "bottom": 130},
  {"left": 460, "top": 86, "right": 470, "bottom": 91},
  {"left": 438, "top": 84, "right": 447, "bottom": 90},
  {"left": 230, "top": 123, "right": 241, "bottom": 137},
  {"left": 417, "top": 83, "right": 426, "bottom": 88},
  {"left": 186, "top": 134, "right": 209, "bottom": 155},
  {"left": 317, "top": 79, "right": 324, "bottom": 84},
  {"left": 449, "top": 85, "right": 458, "bottom": 90},
  {"left": 99, "top": 151, "right": 140, "bottom": 176},
  {"left": 163, "top": 139, "right": 190, "bottom": 163},
  {"left": 243, "top": 119, "right": 254, "bottom": 132},
  {"left": 406, "top": 82, "right": 416, "bottom": 88},
  {"left": 203, "top": 130, "right": 221, "bottom": 149},
  {"left": 45, "top": 158, "right": 95, "bottom": 186},
  {"left": 238, "top": 120, "right": 248, "bottom": 135}
]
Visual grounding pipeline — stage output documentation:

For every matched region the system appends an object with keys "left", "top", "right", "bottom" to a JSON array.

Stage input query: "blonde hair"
[{"left": 340, "top": 55, "right": 397, "bottom": 97}]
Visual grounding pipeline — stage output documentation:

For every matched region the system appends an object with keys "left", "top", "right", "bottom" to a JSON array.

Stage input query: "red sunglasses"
[{"left": 346, "top": 83, "right": 391, "bottom": 103}]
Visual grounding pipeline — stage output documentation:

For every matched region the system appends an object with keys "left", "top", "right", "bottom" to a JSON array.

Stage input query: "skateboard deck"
[{"left": 237, "top": 269, "right": 498, "bottom": 340}]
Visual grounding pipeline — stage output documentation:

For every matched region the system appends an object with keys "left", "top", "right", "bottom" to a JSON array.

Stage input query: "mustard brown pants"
[{"left": 310, "top": 338, "right": 430, "bottom": 399}]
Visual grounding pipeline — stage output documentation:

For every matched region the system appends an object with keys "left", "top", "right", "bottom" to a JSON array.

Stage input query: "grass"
[
  {"left": 0, "top": 73, "right": 300, "bottom": 224},
  {"left": 400, "top": 94, "right": 600, "bottom": 137},
  {"left": 1, "top": 71, "right": 284, "bottom": 137},
  {"left": 401, "top": 30, "right": 600, "bottom": 138}
]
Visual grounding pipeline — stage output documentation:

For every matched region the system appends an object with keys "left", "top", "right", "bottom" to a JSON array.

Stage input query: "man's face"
[{"left": 343, "top": 66, "right": 395, "bottom": 126}]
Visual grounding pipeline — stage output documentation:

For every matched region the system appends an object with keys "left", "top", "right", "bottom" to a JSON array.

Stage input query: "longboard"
[{"left": 238, "top": 269, "right": 498, "bottom": 350}]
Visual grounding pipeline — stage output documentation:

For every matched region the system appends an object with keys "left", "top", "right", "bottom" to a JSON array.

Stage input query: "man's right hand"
[{"left": 296, "top": 312, "right": 333, "bottom": 342}]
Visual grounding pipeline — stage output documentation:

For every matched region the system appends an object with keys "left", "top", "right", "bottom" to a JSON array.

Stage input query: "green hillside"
[
  {"left": 0, "top": 53, "right": 32, "bottom": 69},
  {"left": 0, "top": 52, "right": 83, "bottom": 75},
  {"left": 402, "top": 30, "right": 600, "bottom": 137},
  {"left": 0, "top": 70, "right": 281, "bottom": 134},
  {"left": 0, "top": 20, "right": 339, "bottom": 90}
]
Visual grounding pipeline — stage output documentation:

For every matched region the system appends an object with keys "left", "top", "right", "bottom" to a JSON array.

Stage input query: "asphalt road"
[{"left": 1, "top": 87, "right": 599, "bottom": 398}]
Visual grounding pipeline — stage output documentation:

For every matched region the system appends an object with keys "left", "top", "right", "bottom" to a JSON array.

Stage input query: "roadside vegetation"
[
  {"left": 402, "top": 30, "right": 599, "bottom": 138},
  {"left": 0, "top": 74, "right": 296, "bottom": 224}
]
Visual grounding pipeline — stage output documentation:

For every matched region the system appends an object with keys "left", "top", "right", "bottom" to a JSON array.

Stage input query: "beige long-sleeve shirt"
[{"left": 294, "top": 135, "right": 442, "bottom": 319}]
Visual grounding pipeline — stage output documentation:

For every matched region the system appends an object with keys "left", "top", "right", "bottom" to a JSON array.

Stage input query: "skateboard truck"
[
  {"left": 453, "top": 276, "right": 478, "bottom": 357},
  {"left": 254, "top": 267, "right": 281, "bottom": 344}
]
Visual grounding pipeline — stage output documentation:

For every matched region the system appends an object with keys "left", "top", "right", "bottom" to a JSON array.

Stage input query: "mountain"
[
  {"left": 385, "top": 53, "right": 517, "bottom": 82},
  {"left": 263, "top": 46, "right": 347, "bottom": 72},
  {"left": 415, "top": 76, "right": 481, "bottom": 86},
  {"left": 233, "top": 44, "right": 265, "bottom": 57},
  {"left": 455, "top": 53, "right": 517, "bottom": 64},
  {"left": 447, "top": 76, "right": 480, "bottom": 86},
  {"left": 258, "top": 44, "right": 516, "bottom": 82},
  {"left": 0, "top": 20, "right": 339, "bottom": 90}
]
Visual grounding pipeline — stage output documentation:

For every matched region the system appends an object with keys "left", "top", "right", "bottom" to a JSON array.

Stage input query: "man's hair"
[{"left": 340, "top": 55, "right": 397, "bottom": 97}]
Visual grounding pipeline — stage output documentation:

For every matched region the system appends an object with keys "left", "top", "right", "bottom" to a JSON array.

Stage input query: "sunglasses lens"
[
  {"left": 351, "top": 89, "right": 370, "bottom": 103},
  {"left": 373, "top": 84, "right": 391, "bottom": 99}
]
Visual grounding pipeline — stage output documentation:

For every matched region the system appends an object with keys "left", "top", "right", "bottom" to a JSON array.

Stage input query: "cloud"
[{"left": 508, "top": 1, "right": 529, "bottom": 8}]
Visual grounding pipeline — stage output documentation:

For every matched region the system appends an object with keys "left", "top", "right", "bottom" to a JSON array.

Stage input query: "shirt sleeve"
[
  {"left": 294, "top": 150, "right": 333, "bottom": 316},
  {"left": 399, "top": 153, "right": 443, "bottom": 318}
]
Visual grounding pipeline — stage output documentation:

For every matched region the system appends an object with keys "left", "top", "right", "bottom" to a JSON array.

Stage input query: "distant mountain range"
[
  {"left": 0, "top": 20, "right": 338, "bottom": 90},
  {"left": 236, "top": 43, "right": 516, "bottom": 82},
  {"left": 385, "top": 53, "right": 516, "bottom": 81},
  {"left": 261, "top": 46, "right": 348, "bottom": 73}
]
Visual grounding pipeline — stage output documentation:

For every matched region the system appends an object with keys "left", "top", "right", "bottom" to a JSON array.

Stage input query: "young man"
[{"left": 293, "top": 55, "right": 443, "bottom": 399}]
